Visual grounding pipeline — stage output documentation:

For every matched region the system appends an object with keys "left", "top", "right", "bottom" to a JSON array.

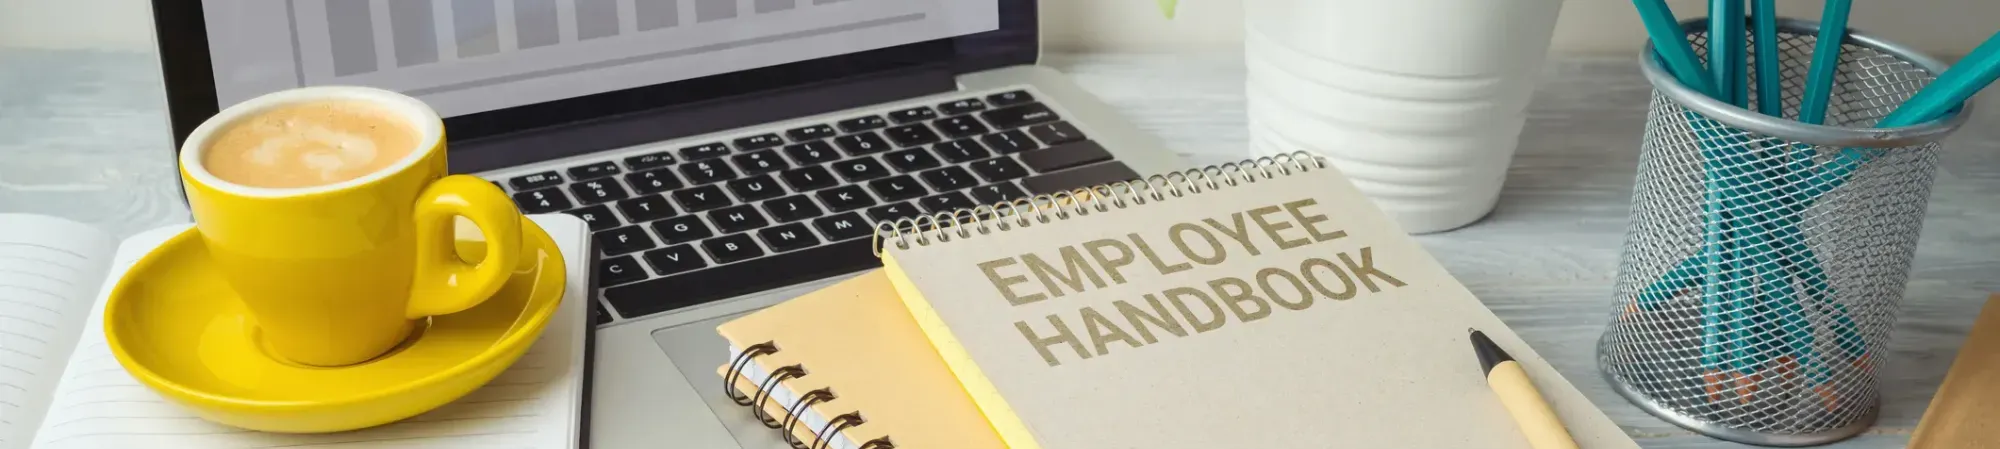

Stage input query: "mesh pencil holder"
[{"left": 1597, "top": 18, "right": 1969, "bottom": 446}]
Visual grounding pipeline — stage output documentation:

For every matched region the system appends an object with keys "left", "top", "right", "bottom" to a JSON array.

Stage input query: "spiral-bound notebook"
[{"left": 871, "top": 153, "right": 1638, "bottom": 448}]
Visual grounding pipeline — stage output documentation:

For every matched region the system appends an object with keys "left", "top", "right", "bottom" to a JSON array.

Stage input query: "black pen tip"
[{"left": 1470, "top": 329, "right": 1513, "bottom": 376}]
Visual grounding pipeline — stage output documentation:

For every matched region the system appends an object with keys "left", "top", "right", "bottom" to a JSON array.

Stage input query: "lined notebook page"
[
  {"left": 29, "top": 217, "right": 587, "bottom": 449},
  {"left": 0, "top": 215, "right": 115, "bottom": 449}
]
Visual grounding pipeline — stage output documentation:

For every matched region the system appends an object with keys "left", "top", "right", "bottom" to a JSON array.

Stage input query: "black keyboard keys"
[
  {"left": 652, "top": 216, "right": 714, "bottom": 244},
  {"left": 834, "top": 132, "right": 892, "bottom": 156},
  {"left": 971, "top": 182, "right": 1029, "bottom": 204},
  {"left": 981, "top": 102, "right": 1059, "bottom": 128},
  {"left": 887, "top": 106, "right": 938, "bottom": 124},
  {"left": 671, "top": 185, "right": 734, "bottom": 212},
  {"left": 783, "top": 141, "right": 841, "bottom": 164},
  {"left": 1018, "top": 140, "right": 1114, "bottom": 172},
  {"left": 732, "top": 133, "right": 784, "bottom": 151},
  {"left": 867, "top": 202, "right": 924, "bottom": 223},
  {"left": 595, "top": 226, "right": 656, "bottom": 256},
  {"left": 970, "top": 157, "right": 1030, "bottom": 182},
  {"left": 937, "top": 98, "right": 987, "bottom": 115},
  {"left": 986, "top": 90, "right": 1034, "bottom": 106},
  {"left": 642, "top": 245, "right": 707, "bottom": 276},
  {"left": 816, "top": 185, "right": 876, "bottom": 212},
  {"left": 1022, "top": 161, "right": 1141, "bottom": 194},
  {"left": 785, "top": 124, "right": 837, "bottom": 141},
  {"left": 981, "top": 130, "right": 1037, "bottom": 154},
  {"left": 510, "top": 171, "right": 563, "bottom": 190},
  {"left": 813, "top": 213, "right": 872, "bottom": 241},
  {"left": 624, "top": 152, "right": 676, "bottom": 170},
  {"left": 920, "top": 166, "right": 978, "bottom": 191},
  {"left": 567, "top": 162, "right": 621, "bottom": 181},
  {"left": 779, "top": 165, "right": 838, "bottom": 191},
  {"left": 681, "top": 143, "right": 731, "bottom": 161},
  {"left": 513, "top": 189, "right": 572, "bottom": 213},
  {"left": 604, "top": 238, "right": 877, "bottom": 318},
  {"left": 701, "top": 234, "right": 765, "bottom": 264},
  {"left": 764, "top": 195, "right": 824, "bottom": 223},
  {"left": 868, "top": 175, "right": 929, "bottom": 202},
  {"left": 567, "top": 205, "right": 621, "bottom": 231},
  {"left": 884, "top": 149, "right": 942, "bottom": 172},
  {"left": 1027, "top": 121, "right": 1085, "bottom": 145},
  {"left": 707, "top": 205, "right": 769, "bottom": 234},
  {"left": 831, "top": 157, "right": 890, "bottom": 182},
  {"left": 731, "top": 151, "right": 789, "bottom": 175},
  {"left": 570, "top": 179, "right": 629, "bottom": 205},
  {"left": 932, "top": 116, "right": 989, "bottom": 139},
  {"left": 919, "top": 191, "right": 976, "bottom": 213},
  {"left": 680, "top": 159, "right": 738, "bottom": 185},
  {"left": 757, "top": 223, "right": 821, "bottom": 253},
  {"left": 725, "top": 175, "right": 785, "bottom": 202},
  {"left": 616, "top": 195, "right": 677, "bottom": 222},
  {"left": 626, "top": 169, "right": 684, "bottom": 194},
  {"left": 835, "top": 115, "right": 888, "bottom": 132},
  {"left": 884, "top": 123, "right": 941, "bottom": 147},
  {"left": 934, "top": 139, "right": 991, "bottom": 163},
  {"left": 600, "top": 255, "right": 648, "bottom": 286}
]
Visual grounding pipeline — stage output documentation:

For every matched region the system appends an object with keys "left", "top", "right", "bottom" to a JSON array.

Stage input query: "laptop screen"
[{"left": 199, "top": 0, "right": 998, "bottom": 118}]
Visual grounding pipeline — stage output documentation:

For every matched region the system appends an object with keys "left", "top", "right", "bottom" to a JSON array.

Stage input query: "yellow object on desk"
[
  {"left": 1473, "top": 329, "right": 1581, "bottom": 449},
  {"left": 1909, "top": 294, "right": 2000, "bottom": 448}
]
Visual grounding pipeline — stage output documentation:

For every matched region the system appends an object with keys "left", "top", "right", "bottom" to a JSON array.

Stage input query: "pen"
[{"left": 1471, "top": 329, "right": 1580, "bottom": 449}]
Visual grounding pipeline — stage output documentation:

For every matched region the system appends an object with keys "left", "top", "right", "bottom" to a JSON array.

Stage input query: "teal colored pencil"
[
  {"left": 1710, "top": 0, "right": 1748, "bottom": 106},
  {"left": 1634, "top": 0, "right": 1718, "bottom": 96},
  {"left": 1751, "top": 0, "right": 1783, "bottom": 116},
  {"left": 1799, "top": 31, "right": 2000, "bottom": 199},
  {"left": 1799, "top": 0, "right": 1853, "bottom": 124}
]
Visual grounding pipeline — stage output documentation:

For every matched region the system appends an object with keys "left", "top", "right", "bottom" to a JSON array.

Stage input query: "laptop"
[{"left": 151, "top": 1, "right": 1186, "bottom": 447}]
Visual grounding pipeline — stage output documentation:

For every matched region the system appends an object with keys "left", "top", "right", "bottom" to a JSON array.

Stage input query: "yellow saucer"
[{"left": 104, "top": 217, "right": 565, "bottom": 433}]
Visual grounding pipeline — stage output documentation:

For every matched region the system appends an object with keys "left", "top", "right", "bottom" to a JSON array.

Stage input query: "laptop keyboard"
[{"left": 491, "top": 89, "right": 1140, "bottom": 323}]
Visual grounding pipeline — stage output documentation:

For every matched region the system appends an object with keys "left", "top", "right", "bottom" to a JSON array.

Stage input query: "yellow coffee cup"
[{"left": 177, "top": 86, "right": 522, "bottom": 367}]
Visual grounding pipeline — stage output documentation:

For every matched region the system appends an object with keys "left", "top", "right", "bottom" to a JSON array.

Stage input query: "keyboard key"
[
  {"left": 934, "top": 139, "right": 991, "bottom": 163},
  {"left": 626, "top": 169, "right": 684, "bottom": 194},
  {"left": 835, "top": 115, "right": 888, "bottom": 133},
  {"left": 778, "top": 165, "right": 838, "bottom": 191},
  {"left": 701, "top": 233, "right": 765, "bottom": 264},
  {"left": 595, "top": 226, "right": 656, "bottom": 256},
  {"left": 813, "top": 213, "right": 873, "bottom": 241},
  {"left": 785, "top": 124, "right": 837, "bottom": 141},
  {"left": 782, "top": 141, "right": 841, "bottom": 165},
  {"left": 918, "top": 191, "right": 976, "bottom": 214},
  {"left": 887, "top": 106, "right": 938, "bottom": 124},
  {"left": 970, "top": 157, "right": 1030, "bottom": 182},
  {"left": 680, "top": 159, "right": 738, "bottom": 185},
  {"left": 642, "top": 245, "right": 707, "bottom": 276},
  {"left": 616, "top": 195, "right": 677, "bottom": 223},
  {"left": 867, "top": 202, "right": 924, "bottom": 223},
  {"left": 868, "top": 175, "right": 930, "bottom": 202},
  {"left": 980, "top": 130, "right": 1037, "bottom": 154},
  {"left": 831, "top": 157, "right": 890, "bottom": 182},
  {"left": 884, "top": 149, "right": 942, "bottom": 172},
  {"left": 725, "top": 175, "right": 786, "bottom": 202},
  {"left": 731, "top": 151, "right": 789, "bottom": 175},
  {"left": 706, "top": 205, "right": 769, "bottom": 235},
  {"left": 680, "top": 143, "right": 731, "bottom": 161},
  {"left": 986, "top": 90, "right": 1034, "bottom": 107},
  {"left": 764, "top": 195, "right": 824, "bottom": 223},
  {"left": 757, "top": 223, "right": 822, "bottom": 253},
  {"left": 513, "top": 189, "right": 573, "bottom": 213},
  {"left": 816, "top": 185, "right": 876, "bottom": 212},
  {"left": 570, "top": 179, "right": 630, "bottom": 205},
  {"left": 981, "top": 102, "right": 1059, "bottom": 129},
  {"left": 652, "top": 215, "right": 714, "bottom": 244},
  {"left": 566, "top": 205, "right": 621, "bottom": 231},
  {"left": 671, "top": 185, "right": 734, "bottom": 212},
  {"left": 919, "top": 166, "right": 978, "bottom": 191},
  {"left": 884, "top": 123, "right": 941, "bottom": 147},
  {"left": 834, "top": 132, "right": 892, "bottom": 156},
  {"left": 1022, "top": 161, "right": 1141, "bottom": 194},
  {"left": 567, "top": 161, "right": 621, "bottom": 181},
  {"left": 937, "top": 98, "right": 987, "bottom": 115},
  {"left": 971, "top": 182, "right": 1029, "bottom": 204},
  {"left": 604, "top": 238, "right": 878, "bottom": 318},
  {"left": 1027, "top": 121, "right": 1085, "bottom": 146},
  {"left": 933, "top": 116, "right": 990, "bottom": 139},
  {"left": 509, "top": 171, "right": 563, "bottom": 190},
  {"left": 1018, "top": 140, "right": 1114, "bottom": 173},
  {"left": 624, "top": 151, "right": 676, "bottom": 170},
  {"left": 732, "top": 133, "right": 784, "bottom": 151},
  {"left": 600, "top": 255, "right": 648, "bottom": 286}
]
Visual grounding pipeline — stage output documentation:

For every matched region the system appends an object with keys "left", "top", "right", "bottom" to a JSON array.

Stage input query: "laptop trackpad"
[{"left": 650, "top": 315, "right": 794, "bottom": 448}]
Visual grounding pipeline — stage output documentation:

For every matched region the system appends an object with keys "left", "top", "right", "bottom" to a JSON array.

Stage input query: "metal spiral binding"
[
  {"left": 751, "top": 365, "right": 808, "bottom": 427},
  {"left": 722, "top": 342, "right": 898, "bottom": 449},
  {"left": 781, "top": 389, "right": 838, "bottom": 449},
  {"left": 872, "top": 152, "right": 1326, "bottom": 253}
]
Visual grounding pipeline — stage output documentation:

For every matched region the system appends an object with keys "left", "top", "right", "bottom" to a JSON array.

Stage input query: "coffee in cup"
[{"left": 201, "top": 100, "right": 421, "bottom": 188}]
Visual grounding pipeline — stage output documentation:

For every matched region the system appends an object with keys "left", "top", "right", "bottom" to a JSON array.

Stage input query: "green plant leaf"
[{"left": 1157, "top": 0, "right": 1178, "bottom": 19}]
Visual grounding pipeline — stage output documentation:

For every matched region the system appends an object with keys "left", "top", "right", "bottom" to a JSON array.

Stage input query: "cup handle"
[{"left": 406, "top": 175, "right": 523, "bottom": 319}]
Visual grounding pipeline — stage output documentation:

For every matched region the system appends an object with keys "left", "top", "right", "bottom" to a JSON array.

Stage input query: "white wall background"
[{"left": 2, "top": 0, "right": 1995, "bottom": 56}]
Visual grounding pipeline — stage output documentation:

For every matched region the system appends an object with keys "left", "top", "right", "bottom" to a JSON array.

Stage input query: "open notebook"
[{"left": 0, "top": 214, "right": 591, "bottom": 449}]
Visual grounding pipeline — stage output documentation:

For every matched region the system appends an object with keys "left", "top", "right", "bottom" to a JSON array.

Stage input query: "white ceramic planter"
[{"left": 1245, "top": 0, "right": 1565, "bottom": 233}]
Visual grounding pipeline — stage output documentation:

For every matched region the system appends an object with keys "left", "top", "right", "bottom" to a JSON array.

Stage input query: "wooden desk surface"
[{"left": 4, "top": 48, "right": 1996, "bottom": 448}]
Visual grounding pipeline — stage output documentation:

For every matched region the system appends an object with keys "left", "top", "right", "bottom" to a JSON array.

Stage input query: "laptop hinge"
[{"left": 451, "top": 65, "right": 959, "bottom": 173}]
